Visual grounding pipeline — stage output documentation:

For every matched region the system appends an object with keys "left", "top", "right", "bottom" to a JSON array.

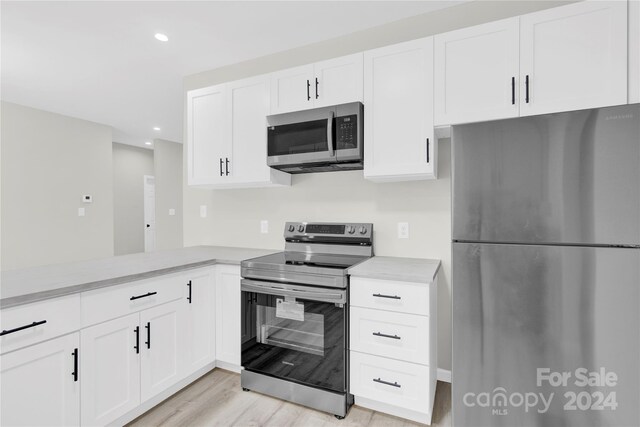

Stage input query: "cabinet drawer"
[
  {"left": 350, "top": 351, "right": 430, "bottom": 413},
  {"left": 350, "top": 277, "right": 429, "bottom": 315},
  {"left": 350, "top": 307, "right": 429, "bottom": 365},
  {"left": 81, "top": 273, "right": 187, "bottom": 327},
  {"left": 1, "top": 294, "right": 80, "bottom": 355}
]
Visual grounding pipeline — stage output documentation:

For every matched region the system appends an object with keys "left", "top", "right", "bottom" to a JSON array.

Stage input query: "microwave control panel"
[{"left": 336, "top": 115, "right": 358, "bottom": 150}]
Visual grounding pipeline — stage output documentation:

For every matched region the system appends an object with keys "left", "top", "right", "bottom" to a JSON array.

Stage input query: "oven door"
[{"left": 240, "top": 279, "right": 347, "bottom": 393}]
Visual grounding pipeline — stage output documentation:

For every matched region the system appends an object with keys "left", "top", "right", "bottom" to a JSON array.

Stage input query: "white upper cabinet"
[
  {"left": 519, "top": 0, "right": 628, "bottom": 116},
  {"left": 227, "top": 76, "right": 290, "bottom": 188},
  {"left": 313, "top": 53, "right": 364, "bottom": 108},
  {"left": 364, "top": 37, "right": 437, "bottom": 182},
  {"left": 186, "top": 84, "right": 229, "bottom": 186},
  {"left": 187, "top": 77, "right": 290, "bottom": 189},
  {"left": 270, "top": 54, "right": 364, "bottom": 114},
  {"left": 270, "top": 64, "right": 315, "bottom": 114},
  {"left": 434, "top": 18, "right": 520, "bottom": 125}
]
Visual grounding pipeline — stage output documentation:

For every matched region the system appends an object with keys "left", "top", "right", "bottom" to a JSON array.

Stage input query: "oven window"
[
  {"left": 241, "top": 291, "right": 345, "bottom": 393},
  {"left": 268, "top": 119, "right": 330, "bottom": 156}
]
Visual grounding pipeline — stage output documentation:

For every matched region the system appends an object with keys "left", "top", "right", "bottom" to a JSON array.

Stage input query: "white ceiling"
[{"left": 2, "top": 1, "right": 464, "bottom": 149}]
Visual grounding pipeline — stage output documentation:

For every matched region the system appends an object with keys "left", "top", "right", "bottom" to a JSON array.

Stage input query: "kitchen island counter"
[{"left": 1, "top": 246, "right": 278, "bottom": 308}]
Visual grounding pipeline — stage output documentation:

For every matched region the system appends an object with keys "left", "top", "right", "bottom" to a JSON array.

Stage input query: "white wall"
[
  {"left": 182, "top": 0, "right": 575, "bottom": 372},
  {"left": 153, "top": 139, "right": 183, "bottom": 251},
  {"left": 1, "top": 102, "right": 114, "bottom": 270},
  {"left": 112, "top": 143, "right": 154, "bottom": 255}
]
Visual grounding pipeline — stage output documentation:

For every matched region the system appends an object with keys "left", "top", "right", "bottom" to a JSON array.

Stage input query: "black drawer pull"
[
  {"left": 145, "top": 322, "right": 151, "bottom": 349},
  {"left": 187, "top": 280, "right": 192, "bottom": 304},
  {"left": 130, "top": 292, "right": 157, "bottom": 301},
  {"left": 72, "top": 348, "right": 79, "bottom": 382},
  {"left": 372, "top": 293, "right": 401, "bottom": 300},
  {"left": 426, "top": 138, "right": 430, "bottom": 163},
  {"left": 0, "top": 320, "right": 47, "bottom": 336},
  {"left": 134, "top": 326, "right": 140, "bottom": 354},
  {"left": 511, "top": 76, "right": 515, "bottom": 105},
  {"left": 373, "top": 377, "right": 401, "bottom": 388},
  {"left": 373, "top": 332, "right": 401, "bottom": 340},
  {"left": 525, "top": 75, "right": 530, "bottom": 103}
]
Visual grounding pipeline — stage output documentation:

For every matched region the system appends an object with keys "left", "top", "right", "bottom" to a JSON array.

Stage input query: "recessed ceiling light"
[
  {"left": 145, "top": 141, "right": 152, "bottom": 146},
  {"left": 153, "top": 126, "right": 161, "bottom": 131},
  {"left": 154, "top": 33, "right": 169, "bottom": 42}
]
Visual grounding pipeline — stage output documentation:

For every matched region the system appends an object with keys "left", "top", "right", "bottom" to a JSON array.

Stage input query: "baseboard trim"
[
  {"left": 109, "top": 362, "right": 216, "bottom": 427},
  {"left": 215, "top": 359, "right": 241, "bottom": 373},
  {"left": 437, "top": 368, "right": 451, "bottom": 383},
  {"left": 354, "top": 396, "right": 432, "bottom": 425}
]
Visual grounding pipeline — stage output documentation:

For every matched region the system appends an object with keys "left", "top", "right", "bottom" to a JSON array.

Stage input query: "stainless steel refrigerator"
[{"left": 452, "top": 104, "right": 640, "bottom": 427}]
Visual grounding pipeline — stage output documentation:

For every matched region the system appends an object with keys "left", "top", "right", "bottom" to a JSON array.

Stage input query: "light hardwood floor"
[{"left": 128, "top": 369, "right": 451, "bottom": 427}]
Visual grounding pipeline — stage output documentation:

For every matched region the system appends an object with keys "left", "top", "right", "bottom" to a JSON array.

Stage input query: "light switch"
[
  {"left": 199, "top": 205, "right": 207, "bottom": 218},
  {"left": 260, "top": 220, "right": 269, "bottom": 234},
  {"left": 169, "top": 208, "right": 175, "bottom": 216},
  {"left": 398, "top": 222, "right": 409, "bottom": 239},
  {"left": 82, "top": 195, "right": 92, "bottom": 203},
  {"left": 78, "top": 207, "right": 86, "bottom": 217}
]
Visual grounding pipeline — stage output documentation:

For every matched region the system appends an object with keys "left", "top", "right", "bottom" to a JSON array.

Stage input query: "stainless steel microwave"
[{"left": 266, "top": 102, "right": 363, "bottom": 173}]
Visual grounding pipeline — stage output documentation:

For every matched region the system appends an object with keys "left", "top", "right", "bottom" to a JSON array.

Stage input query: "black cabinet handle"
[
  {"left": 373, "top": 332, "right": 401, "bottom": 340},
  {"left": 187, "top": 280, "right": 192, "bottom": 304},
  {"left": 372, "top": 293, "right": 401, "bottom": 300},
  {"left": 525, "top": 75, "right": 530, "bottom": 103},
  {"left": 315, "top": 78, "right": 319, "bottom": 99},
  {"left": 72, "top": 348, "right": 79, "bottom": 382},
  {"left": 219, "top": 158, "right": 224, "bottom": 176},
  {"left": 511, "top": 77, "right": 515, "bottom": 105},
  {"left": 134, "top": 326, "right": 140, "bottom": 354},
  {"left": 306, "top": 79, "right": 311, "bottom": 101},
  {"left": 225, "top": 158, "right": 230, "bottom": 176},
  {"left": 373, "top": 378, "right": 401, "bottom": 388},
  {"left": 145, "top": 322, "right": 151, "bottom": 349},
  {"left": 0, "top": 320, "right": 47, "bottom": 336},
  {"left": 130, "top": 291, "right": 157, "bottom": 301},
  {"left": 426, "top": 138, "right": 430, "bottom": 163}
]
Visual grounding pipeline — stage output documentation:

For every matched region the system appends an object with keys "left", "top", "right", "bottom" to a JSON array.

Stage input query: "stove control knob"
[
  {"left": 347, "top": 226, "right": 356, "bottom": 234},
  {"left": 359, "top": 226, "right": 367, "bottom": 235},
  {"left": 298, "top": 224, "right": 305, "bottom": 232},
  {"left": 287, "top": 224, "right": 295, "bottom": 232}
]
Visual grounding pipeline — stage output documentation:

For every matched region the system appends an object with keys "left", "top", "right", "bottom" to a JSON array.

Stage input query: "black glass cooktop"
[{"left": 246, "top": 252, "right": 369, "bottom": 270}]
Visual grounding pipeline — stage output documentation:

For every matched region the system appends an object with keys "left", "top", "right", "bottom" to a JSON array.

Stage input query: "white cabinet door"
[
  {"left": 1, "top": 333, "right": 80, "bottom": 427},
  {"left": 215, "top": 265, "right": 241, "bottom": 369},
  {"left": 228, "top": 75, "right": 291, "bottom": 188},
  {"left": 434, "top": 17, "right": 520, "bottom": 125},
  {"left": 270, "top": 64, "right": 315, "bottom": 114},
  {"left": 186, "top": 84, "right": 230, "bottom": 186},
  {"left": 364, "top": 37, "right": 436, "bottom": 182},
  {"left": 140, "top": 300, "right": 185, "bottom": 402},
  {"left": 520, "top": 0, "right": 628, "bottom": 116},
  {"left": 314, "top": 53, "right": 364, "bottom": 107},
  {"left": 184, "top": 268, "right": 216, "bottom": 374},
  {"left": 80, "top": 314, "right": 140, "bottom": 426}
]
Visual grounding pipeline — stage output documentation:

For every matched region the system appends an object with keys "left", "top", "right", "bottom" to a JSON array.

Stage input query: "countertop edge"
[{"left": 347, "top": 257, "right": 441, "bottom": 284}]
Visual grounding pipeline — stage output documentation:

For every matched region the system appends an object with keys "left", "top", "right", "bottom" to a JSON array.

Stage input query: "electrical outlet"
[
  {"left": 199, "top": 205, "right": 207, "bottom": 218},
  {"left": 398, "top": 222, "right": 409, "bottom": 239},
  {"left": 78, "top": 207, "right": 86, "bottom": 217},
  {"left": 260, "top": 220, "right": 269, "bottom": 234}
]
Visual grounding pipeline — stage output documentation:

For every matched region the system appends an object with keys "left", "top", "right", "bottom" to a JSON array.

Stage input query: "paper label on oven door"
[{"left": 276, "top": 298, "right": 304, "bottom": 321}]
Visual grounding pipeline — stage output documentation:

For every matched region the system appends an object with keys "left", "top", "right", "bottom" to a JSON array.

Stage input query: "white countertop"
[
  {"left": 0, "top": 246, "right": 278, "bottom": 309},
  {"left": 347, "top": 256, "right": 441, "bottom": 284}
]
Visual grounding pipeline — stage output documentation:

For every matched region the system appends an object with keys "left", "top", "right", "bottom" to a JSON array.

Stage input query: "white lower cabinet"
[
  {"left": 140, "top": 299, "right": 186, "bottom": 402},
  {"left": 184, "top": 269, "right": 216, "bottom": 374},
  {"left": 1, "top": 332, "right": 80, "bottom": 427},
  {"left": 81, "top": 314, "right": 140, "bottom": 426},
  {"left": 215, "top": 265, "right": 241, "bottom": 370},
  {"left": 349, "top": 275, "right": 437, "bottom": 425}
]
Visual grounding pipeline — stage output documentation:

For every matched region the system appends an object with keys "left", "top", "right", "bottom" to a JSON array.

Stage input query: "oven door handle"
[
  {"left": 241, "top": 279, "right": 346, "bottom": 304},
  {"left": 327, "top": 111, "right": 335, "bottom": 157}
]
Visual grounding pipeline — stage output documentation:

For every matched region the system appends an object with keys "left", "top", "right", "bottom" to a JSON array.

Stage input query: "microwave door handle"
[{"left": 327, "top": 111, "right": 335, "bottom": 157}]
